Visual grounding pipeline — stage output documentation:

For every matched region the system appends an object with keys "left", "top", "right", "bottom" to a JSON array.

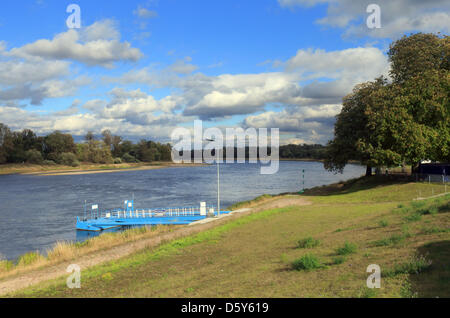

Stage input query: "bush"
[
  {"left": 292, "top": 253, "right": 323, "bottom": 271},
  {"left": 297, "top": 237, "right": 321, "bottom": 249},
  {"left": 42, "top": 160, "right": 56, "bottom": 165},
  {"left": 114, "top": 157, "right": 122, "bottom": 164},
  {"left": 336, "top": 242, "right": 357, "bottom": 255},
  {"left": 59, "top": 152, "right": 80, "bottom": 167},
  {"left": 122, "top": 153, "right": 137, "bottom": 163},
  {"left": 384, "top": 254, "right": 432, "bottom": 277},
  {"left": 25, "top": 149, "right": 43, "bottom": 164}
]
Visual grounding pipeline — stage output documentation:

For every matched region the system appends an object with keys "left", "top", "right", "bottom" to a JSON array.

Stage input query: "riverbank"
[
  {"left": 0, "top": 162, "right": 207, "bottom": 176},
  {"left": 1, "top": 176, "right": 449, "bottom": 297}
]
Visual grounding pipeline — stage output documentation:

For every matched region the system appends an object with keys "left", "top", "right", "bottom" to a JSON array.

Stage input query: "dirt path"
[{"left": 0, "top": 196, "right": 310, "bottom": 296}]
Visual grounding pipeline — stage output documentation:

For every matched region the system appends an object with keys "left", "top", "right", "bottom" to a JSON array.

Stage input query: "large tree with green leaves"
[{"left": 325, "top": 33, "right": 449, "bottom": 175}]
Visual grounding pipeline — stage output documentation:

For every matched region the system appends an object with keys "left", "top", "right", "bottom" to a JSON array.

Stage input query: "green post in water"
[{"left": 298, "top": 169, "right": 305, "bottom": 194}]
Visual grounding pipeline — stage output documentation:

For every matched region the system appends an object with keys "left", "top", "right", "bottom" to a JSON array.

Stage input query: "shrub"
[
  {"left": 292, "top": 253, "right": 323, "bottom": 271},
  {"left": 25, "top": 149, "right": 43, "bottom": 164},
  {"left": 114, "top": 157, "right": 122, "bottom": 164},
  {"left": 418, "top": 206, "right": 438, "bottom": 215},
  {"left": 122, "top": 153, "right": 137, "bottom": 163},
  {"left": 42, "top": 160, "right": 56, "bottom": 165},
  {"left": 335, "top": 242, "right": 357, "bottom": 255},
  {"left": 297, "top": 237, "right": 321, "bottom": 249},
  {"left": 384, "top": 254, "right": 432, "bottom": 277},
  {"left": 58, "top": 152, "right": 80, "bottom": 167}
]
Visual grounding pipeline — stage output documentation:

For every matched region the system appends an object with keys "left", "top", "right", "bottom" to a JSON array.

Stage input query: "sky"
[{"left": 0, "top": 0, "right": 449, "bottom": 145}]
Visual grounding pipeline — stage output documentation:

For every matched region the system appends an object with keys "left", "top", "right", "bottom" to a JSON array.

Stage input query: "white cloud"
[
  {"left": 278, "top": 0, "right": 450, "bottom": 38},
  {"left": 244, "top": 104, "right": 342, "bottom": 144},
  {"left": 168, "top": 57, "right": 199, "bottom": 74},
  {"left": 133, "top": 7, "right": 158, "bottom": 19},
  {"left": 7, "top": 20, "right": 143, "bottom": 67}
]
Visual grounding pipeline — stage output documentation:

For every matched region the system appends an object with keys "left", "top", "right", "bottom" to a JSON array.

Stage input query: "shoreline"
[{"left": 0, "top": 162, "right": 207, "bottom": 176}]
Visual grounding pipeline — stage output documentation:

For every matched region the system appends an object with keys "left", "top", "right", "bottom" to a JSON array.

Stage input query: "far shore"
[{"left": 0, "top": 162, "right": 208, "bottom": 176}]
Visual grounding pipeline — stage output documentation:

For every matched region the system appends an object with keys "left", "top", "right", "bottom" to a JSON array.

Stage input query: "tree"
[
  {"left": 0, "top": 123, "right": 13, "bottom": 164},
  {"left": 44, "top": 131, "right": 76, "bottom": 161},
  {"left": 325, "top": 33, "right": 449, "bottom": 175},
  {"left": 362, "top": 69, "right": 449, "bottom": 169},
  {"left": 102, "top": 130, "right": 113, "bottom": 149},
  {"left": 325, "top": 78, "right": 387, "bottom": 176},
  {"left": 388, "top": 33, "right": 447, "bottom": 83},
  {"left": 85, "top": 131, "right": 95, "bottom": 144}
]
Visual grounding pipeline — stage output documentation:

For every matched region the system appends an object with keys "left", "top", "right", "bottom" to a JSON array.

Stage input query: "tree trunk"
[{"left": 366, "top": 165, "right": 372, "bottom": 177}]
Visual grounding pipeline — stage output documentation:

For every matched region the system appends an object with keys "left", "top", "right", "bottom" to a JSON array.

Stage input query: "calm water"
[{"left": 0, "top": 161, "right": 364, "bottom": 260}]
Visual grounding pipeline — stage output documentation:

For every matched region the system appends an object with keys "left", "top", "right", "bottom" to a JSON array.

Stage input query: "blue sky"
[{"left": 0, "top": 0, "right": 448, "bottom": 144}]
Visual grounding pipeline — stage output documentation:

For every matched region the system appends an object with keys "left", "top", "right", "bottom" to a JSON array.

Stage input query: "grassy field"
[{"left": 7, "top": 177, "right": 450, "bottom": 298}]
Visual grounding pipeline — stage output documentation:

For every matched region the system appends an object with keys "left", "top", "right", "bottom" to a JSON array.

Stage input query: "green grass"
[
  {"left": 16, "top": 252, "right": 43, "bottom": 267},
  {"left": 372, "top": 233, "right": 407, "bottom": 247},
  {"left": 335, "top": 242, "right": 358, "bottom": 255},
  {"left": 292, "top": 254, "right": 323, "bottom": 271},
  {"left": 384, "top": 255, "right": 432, "bottom": 278},
  {"left": 296, "top": 237, "right": 321, "bottom": 249},
  {"left": 378, "top": 219, "right": 389, "bottom": 227},
  {"left": 421, "top": 226, "right": 450, "bottom": 234},
  {"left": 8, "top": 177, "right": 450, "bottom": 298},
  {"left": 332, "top": 256, "right": 347, "bottom": 265}
]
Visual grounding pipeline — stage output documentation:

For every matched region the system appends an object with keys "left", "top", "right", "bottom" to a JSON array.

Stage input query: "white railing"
[{"left": 93, "top": 206, "right": 216, "bottom": 220}]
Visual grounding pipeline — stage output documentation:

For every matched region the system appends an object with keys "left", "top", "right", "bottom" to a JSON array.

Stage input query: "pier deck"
[{"left": 76, "top": 200, "right": 230, "bottom": 231}]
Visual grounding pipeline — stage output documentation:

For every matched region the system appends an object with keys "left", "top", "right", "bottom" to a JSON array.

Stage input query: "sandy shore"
[{"left": 0, "top": 162, "right": 208, "bottom": 176}]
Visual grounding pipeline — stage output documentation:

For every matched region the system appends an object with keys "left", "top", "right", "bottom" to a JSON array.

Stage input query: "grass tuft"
[
  {"left": 384, "top": 254, "right": 432, "bottom": 277},
  {"left": 332, "top": 256, "right": 347, "bottom": 265},
  {"left": 335, "top": 242, "right": 357, "bottom": 255},
  {"left": 296, "top": 237, "right": 321, "bottom": 249},
  {"left": 17, "top": 251, "right": 44, "bottom": 267},
  {"left": 372, "top": 233, "right": 406, "bottom": 247},
  {"left": 292, "top": 254, "right": 323, "bottom": 271}
]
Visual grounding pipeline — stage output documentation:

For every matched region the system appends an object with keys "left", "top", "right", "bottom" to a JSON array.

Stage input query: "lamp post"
[{"left": 205, "top": 138, "right": 220, "bottom": 217}]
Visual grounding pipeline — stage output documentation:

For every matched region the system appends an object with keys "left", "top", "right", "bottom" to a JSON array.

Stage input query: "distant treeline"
[
  {"left": 0, "top": 123, "right": 172, "bottom": 166},
  {"left": 0, "top": 123, "right": 328, "bottom": 166},
  {"left": 178, "top": 144, "right": 328, "bottom": 161}
]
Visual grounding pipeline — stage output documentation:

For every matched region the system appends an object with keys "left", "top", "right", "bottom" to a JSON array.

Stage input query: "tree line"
[
  {"left": 0, "top": 126, "right": 172, "bottom": 167},
  {"left": 325, "top": 33, "right": 449, "bottom": 176},
  {"left": 0, "top": 123, "right": 328, "bottom": 167}
]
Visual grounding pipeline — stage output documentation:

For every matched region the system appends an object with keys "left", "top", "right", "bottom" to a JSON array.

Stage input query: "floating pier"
[{"left": 76, "top": 200, "right": 230, "bottom": 232}]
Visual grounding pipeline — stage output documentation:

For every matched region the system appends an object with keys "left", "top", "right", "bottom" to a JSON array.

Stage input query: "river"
[{"left": 0, "top": 161, "right": 364, "bottom": 260}]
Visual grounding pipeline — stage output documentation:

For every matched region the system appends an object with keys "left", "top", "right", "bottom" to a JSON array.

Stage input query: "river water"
[{"left": 0, "top": 161, "right": 364, "bottom": 260}]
